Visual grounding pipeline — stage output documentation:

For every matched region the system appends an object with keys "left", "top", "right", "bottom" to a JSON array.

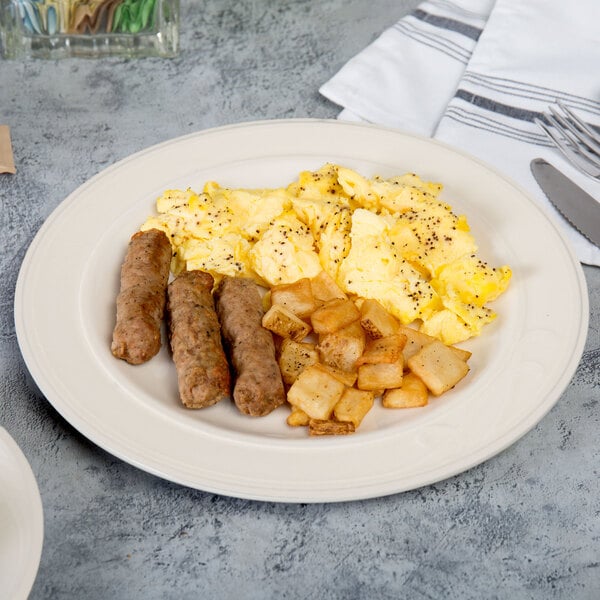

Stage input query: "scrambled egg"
[{"left": 141, "top": 164, "right": 511, "bottom": 344}]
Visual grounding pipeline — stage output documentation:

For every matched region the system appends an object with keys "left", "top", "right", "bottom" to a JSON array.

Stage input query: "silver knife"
[{"left": 530, "top": 158, "right": 600, "bottom": 248}]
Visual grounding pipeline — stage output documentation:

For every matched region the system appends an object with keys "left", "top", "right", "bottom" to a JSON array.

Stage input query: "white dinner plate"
[
  {"left": 0, "top": 427, "right": 44, "bottom": 599},
  {"left": 14, "top": 120, "right": 588, "bottom": 502}
]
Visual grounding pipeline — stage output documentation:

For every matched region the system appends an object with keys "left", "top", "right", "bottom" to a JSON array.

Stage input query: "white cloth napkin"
[{"left": 320, "top": 0, "right": 600, "bottom": 267}]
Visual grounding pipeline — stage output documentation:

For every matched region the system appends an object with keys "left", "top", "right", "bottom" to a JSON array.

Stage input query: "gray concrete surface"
[{"left": 1, "top": 1, "right": 599, "bottom": 598}]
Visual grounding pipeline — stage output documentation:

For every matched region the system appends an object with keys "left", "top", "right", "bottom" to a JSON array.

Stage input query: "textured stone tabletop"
[{"left": 1, "top": 1, "right": 599, "bottom": 598}]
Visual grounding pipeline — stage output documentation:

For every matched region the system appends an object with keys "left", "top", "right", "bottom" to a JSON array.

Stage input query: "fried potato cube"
[
  {"left": 317, "top": 320, "right": 365, "bottom": 372},
  {"left": 278, "top": 338, "right": 319, "bottom": 385},
  {"left": 310, "top": 298, "right": 361, "bottom": 335},
  {"left": 287, "top": 364, "right": 346, "bottom": 420},
  {"left": 320, "top": 364, "right": 358, "bottom": 387},
  {"left": 262, "top": 304, "right": 312, "bottom": 342},
  {"left": 287, "top": 405, "right": 310, "bottom": 427},
  {"left": 310, "top": 270, "right": 347, "bottom": 305},
  {"left": 382, "top": 373, "right": 429, "bottom": 408},
  {"left": 333, "top": 387, "right": 375, "bottom": 428},
  {"left": 261, "top": 289, "right": 272, "bottom": 313},
  {"left": 270, "top": 278, "right": 318, "bottom": 319},
  {"left": 308, "top": 419, "right": 355, "bottom": 436},
  {"left": 357, "top": 357, "right": 404, "bottom": 391},
  {"left": 359, "top": 299, "right": 400, "bottom": 338},
  {"left": 447, "top": 344, "right": 471, "bottom": 362},
  {"left": 356, "top": 333, "right": 407, "bottom": 365},
  {"left": 407, "top": 340, "right": 469, "bottom": 396},
  {"left": 451, "top": 346, "right": 472, "bottom": 362},
  {"left": 399, "top": 324, "right": 432, "bottom": 361},
  {"left": 399, "top": 324, "right": 472, "bottom": 363}
]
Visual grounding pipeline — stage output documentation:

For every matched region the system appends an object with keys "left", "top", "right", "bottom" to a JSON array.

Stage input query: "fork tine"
[
  {"left": 557, "top": 101, "right": 600, "bottom": 146},
  {"left": 537, "top": 103, "right": 600, "bottom": 179},
  {"left": 546, "top": 111, "right": 600, "bottom": 168},
  {"left": 536, "top": 117, "right": 600, "bottom": 179},
  {"left": 553, "top": 102, "right": 600, "bottom": 156}
]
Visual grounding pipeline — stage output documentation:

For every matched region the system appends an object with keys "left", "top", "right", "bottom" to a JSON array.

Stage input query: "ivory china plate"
[
  {"left": 0, "top": 427, "right": 44, "bottom": 599},
  {"left": 14, "top": 120, "right": 588, "bottom": 502}
]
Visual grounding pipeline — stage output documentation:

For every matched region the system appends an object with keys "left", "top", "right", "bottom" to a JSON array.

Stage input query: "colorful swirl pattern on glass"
[{"left": 13, "top": 0, "right": 158, "bottom": 35}]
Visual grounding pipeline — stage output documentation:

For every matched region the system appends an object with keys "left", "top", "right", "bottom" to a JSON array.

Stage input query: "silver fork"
[{"left": 535, "top": 101, "right": 600, "bottom": 180}]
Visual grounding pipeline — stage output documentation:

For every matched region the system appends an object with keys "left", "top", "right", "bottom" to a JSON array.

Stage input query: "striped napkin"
[{"left": 320, "top": 0, "right": 600, "bottom": 266}]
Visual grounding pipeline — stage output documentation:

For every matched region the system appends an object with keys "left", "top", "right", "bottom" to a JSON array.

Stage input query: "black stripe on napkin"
[
  {"left": 394, "top": 21, "right": 470, "bottom": 63},
  {"left": 444, "top": 106, "right": 552, "bottom": 145},
  {"left": 448, "top": 91, "right": 600, "bottom": 144},
  {"left": 461, "top": 72, "right": 600, "bottom": 116},
  {"left": 412, "top": 9, "right": 482, "bottom": 41},
  {"left": 454, "top": 89, "right": 545, "bottom": 122}
]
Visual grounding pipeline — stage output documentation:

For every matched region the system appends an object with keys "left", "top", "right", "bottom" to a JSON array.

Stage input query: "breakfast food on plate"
[
  {"left": 111, "top": 228, "right": 172, "bottom": 364},
  {"left": 167, "top": 270, "right": 231, "bottom": 408},
  {"left": 113, "top": 164, "right": 512, "bottom": 435},
  {"left": 141, "top": 163, "right": 511, "bottom": 345},
  {"left": 214, "top": 276, "right": 286, "bottom": 417},
  {"left": 263, "top": 272, "right": 471, "bottom": 436}
]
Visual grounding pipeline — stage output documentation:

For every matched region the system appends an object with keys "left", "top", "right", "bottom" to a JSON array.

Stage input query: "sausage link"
[
  {"left": 215, "top": 277, "right": 286, "bottom": 417},
  {"left": 111, "top": 229, "right": 172, "bottom": 364},
  {"left": 168, "top": 270, "right": 231, "bottom": 408}
]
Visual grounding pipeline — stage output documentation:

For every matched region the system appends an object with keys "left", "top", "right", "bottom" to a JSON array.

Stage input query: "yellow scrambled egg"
[{"left": 141, "top": 164, "right": 511, "bottom": 344}]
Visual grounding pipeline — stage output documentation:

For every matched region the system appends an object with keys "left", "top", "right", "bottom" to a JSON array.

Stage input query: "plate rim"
[
  {"left": 0, "top": 427, "right": 44, "bottom": 598},
  {"left": 14, "top": 118, "right": 589, "bottom": 502}
]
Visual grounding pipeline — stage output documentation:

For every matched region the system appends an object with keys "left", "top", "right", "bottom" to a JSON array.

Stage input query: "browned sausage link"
[
  {"left": 215, "top": 277, "right": 286, "bottom": 417},
  {"left": 111, "top": 229, "right": 172, "bottom": 365},
  {"left": 168, "top": 270, "right": 231, "bottom": 408}
]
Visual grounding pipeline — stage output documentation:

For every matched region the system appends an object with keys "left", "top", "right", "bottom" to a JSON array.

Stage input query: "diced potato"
[
  {"left": 382, "top": 373, "right": 429, "bottom": 408},
  {"left": 320, "top": 364, "right": 358, "bottom": 387},
  {"left": 262, "top": 289, "right": 272, "bottom": 313},
  {"left": 356, "top": 333, "right": 407, "bottom": 365},
  {"left": 287, "top": 364, "right": 346, "bottom": 420},
  {"left": 407, "top": 340, "right": 469, "bottom": 396},
  {"left": 448, "top": 344, "right": 472, "bottom": 363},
  {"left": 317, "top": 320, "right": 365, "bottom": 372},
  {"left": 399, "top": 324, "right": 433, "bottom": 361},
  {"left": 310, "top": 298, "right": 361, "bottom": 335},
  {"left": 278, "top": 338, "right": 319, "bottom": 385},
  {"left": 448, "top": 346, "right": 473, "bottom": 362},
  {"left": 310, "top": 270, "right": 347, "bottom": 305},
  {"left": 271, "top": 278, "right": 318, "bottom": 319},
  {"left": 399, "top": 324, "right": 472, "bottom": 363},
  {"left": 287, "top": 405, "right": 310, "bottom": 427},
  {"left": 359, "top": 298, "right": 400, "bottom": 338},
  {"left": 357, "top": 358, "right": 404, "bottom": 391},
  {"left": 333, "top": 387, "right": 375, "bottom": 427},
  {"left": 262, "top": 304, "right": 312, "bottom": 342},
  {"left": 308, "top": 419, "right": 355, "bottom": 436}
]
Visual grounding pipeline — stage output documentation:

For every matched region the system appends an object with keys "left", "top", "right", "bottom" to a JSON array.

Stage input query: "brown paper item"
[{"left": 0, "top": 125, "right": 16, "bottom": 174}]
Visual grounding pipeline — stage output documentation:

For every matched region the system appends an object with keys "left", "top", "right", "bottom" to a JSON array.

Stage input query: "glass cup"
[{"left": 0, "top": 0, "right": 179, "bottom": 58}]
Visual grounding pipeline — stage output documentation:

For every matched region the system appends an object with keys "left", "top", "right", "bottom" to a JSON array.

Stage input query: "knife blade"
[{"left": 530, "top": 158, "right": 600, "bottom": 248}]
